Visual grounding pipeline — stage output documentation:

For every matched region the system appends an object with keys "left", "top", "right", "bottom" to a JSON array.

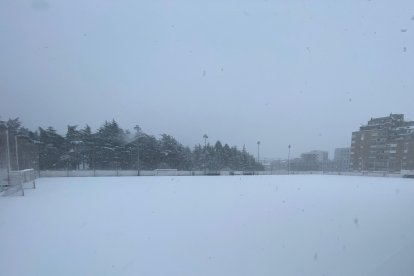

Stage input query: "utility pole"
[{"left": 257, "top": 141, "right": 260, "bottom": 163}]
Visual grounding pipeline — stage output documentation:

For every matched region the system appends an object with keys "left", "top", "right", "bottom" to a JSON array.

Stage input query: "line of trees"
[{"left": 0, "top": 118, "right": 264, "bottom": 171}]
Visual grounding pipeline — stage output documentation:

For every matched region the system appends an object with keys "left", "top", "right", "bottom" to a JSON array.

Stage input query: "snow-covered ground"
[{"left": 1, "top": 175, "right": 413, "bottom": 276}]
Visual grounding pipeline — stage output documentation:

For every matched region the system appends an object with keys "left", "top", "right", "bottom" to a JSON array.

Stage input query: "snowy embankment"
[{"left": 0, "top": 175, "right": 413, "bottom": 276}]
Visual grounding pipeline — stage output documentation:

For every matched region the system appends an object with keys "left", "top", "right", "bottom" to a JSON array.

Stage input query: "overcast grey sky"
[{"left": 1, "top": 0, "right": 413, "bottom": 159}]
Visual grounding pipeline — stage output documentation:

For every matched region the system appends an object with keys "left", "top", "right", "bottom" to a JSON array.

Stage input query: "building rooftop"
[{"left": 367, "top": 114, "right": 404, "bottom": 126}]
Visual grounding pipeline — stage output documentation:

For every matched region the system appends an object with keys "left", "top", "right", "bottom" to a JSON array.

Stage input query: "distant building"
[
  {"left": 260, "top": 158, "right": 274, "bottom": 171},
  {"left": 350, "top": 114, "right": 414, "bottom": 172},
  {"left": 270, "top": 159, "right": 289, "bottom": 172},
  {"left": 301, "top": 150, "right": 328, "bottom": 163},
  {"left": 334, "top": 148, "right": 350, "bottom": 172},
  {"left": 290, "top": 150, "right": 329, "bottom": 171}
]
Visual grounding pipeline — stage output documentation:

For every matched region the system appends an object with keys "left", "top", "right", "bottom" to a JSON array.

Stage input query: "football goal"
[
  {"left": 154, "top": 169, "right": 178, "bottom": 176},
  {"left": 0, "top": 168, "right": 37, "bottom": 196}
]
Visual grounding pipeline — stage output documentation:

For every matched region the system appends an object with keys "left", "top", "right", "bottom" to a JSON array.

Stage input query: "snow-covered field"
[{"left": 1, "top": 175, "right": 413, "bottom": 276}]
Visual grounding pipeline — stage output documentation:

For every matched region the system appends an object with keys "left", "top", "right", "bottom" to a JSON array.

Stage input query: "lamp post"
[
  {"left": 134, "top": 126, "right": 145, "bottom": 176},
  {"left": 203, "top": 134, "right": 208, "bottom": 175},
  {"left": 137, "top": 140, "right": 140, "bottom": 176},
  {"left": 15, "top": 135, "right": 20, "bottom": 171},
  {"left": 5, "top": 129, "right": 11, "bottom": 186},
  {"left": 203, "top": 134, "right": 208, "bottom": 148},
  {"left": 288, "top": 144, "right": 291, "bottom": 175},
  {"left": 136, "top": 135, "right": 146, "bottom": 176},
  {"left": 386, "top": 159, "right": 390, "bottom": 174}
]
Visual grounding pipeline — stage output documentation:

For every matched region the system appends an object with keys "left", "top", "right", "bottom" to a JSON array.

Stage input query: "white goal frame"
[
  {"left": 0, "top": 168, "right": 37, "bottom": 196},
  {"left": 154, "top": 169, "right": 178, "bottom": 176}
]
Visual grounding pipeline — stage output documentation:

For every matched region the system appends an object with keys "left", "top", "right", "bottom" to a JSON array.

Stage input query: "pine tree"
[{"left": 39, "top": 127, "right": 65, "bottom": 170}]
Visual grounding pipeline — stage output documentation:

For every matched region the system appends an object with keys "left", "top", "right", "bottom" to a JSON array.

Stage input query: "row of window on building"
[{"left": 350, "top": 114, "right": 414, "bottom": 172}]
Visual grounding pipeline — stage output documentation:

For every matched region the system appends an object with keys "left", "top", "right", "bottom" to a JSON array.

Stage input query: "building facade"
[
  {"left": 334, "top": 148, "right": 350, "bottom": 172},
  {"left": 301, "top": 150, "right": 329, "bottom": 163},
  {"left": 290, "top": 150, "right": 329, "bottom": 171},
  {"left": 350, "top": 114, "right": 414, "bottom": 172}
]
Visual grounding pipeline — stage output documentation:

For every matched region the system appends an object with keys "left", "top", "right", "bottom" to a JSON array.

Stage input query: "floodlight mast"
[
  {"left": 6, "top": 129, "right": 11, "bottom": 186},
  {"left": 15, "top": 136, "right": 20, "bottom": 171},
  {"left": 288, "top": 144, "right": 291, "bottom": 175},
  {"left": 136, "top": 135, "right": 146, "bottom": 176},
  {"left": 134, "top": 125, "right": 145, "bottom": 176},
  {"left": 203, "top": 134, "right": 208, "bottom": 175}
]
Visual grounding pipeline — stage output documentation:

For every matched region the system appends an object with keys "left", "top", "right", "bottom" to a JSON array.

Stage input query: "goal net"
[
  {"left": 0, "top": 169, "right": 37, "bottom": 196},
  {"left": 155, "top": 169, "right": 178, "bottom": 176},
  {"left": 0, "top": 128, "right": 40, "bottom": 196}
]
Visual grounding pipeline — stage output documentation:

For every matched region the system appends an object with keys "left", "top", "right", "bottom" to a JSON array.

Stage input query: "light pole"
[
  {"left": 288, "top": 144, "right": 291, "bottom": 174},
  {"left": 134, "top": 126, "right": 145, "bottom": 176},
  {"left": 257, "top": 141, "right": 260, "bottom": 163},
  {"left": 387, "top": 159, "right": 390, "bottom": 174},
  {"left": 5, "top": 129, "right": 11, "bottom": 186},
  {"left": 203, "top": 134, "right": 208, "bottom": 148},
  {"left": 137, "top": 140, "right": 140, "bottom": 176},
  {"left": 203, "top": 134, "right": 208, "bottom": 175},
  {"left": 15, "top": 135, "right": 20, "bottom": 171},
  {"left": 136, "top": 135, "right": 146, "bottom": 176},
  {"left": 361, "top": 158, "right": 364, "bottom": 173},
  {"left": 6, "top": 129, "right": 11, "bottom": 172}
]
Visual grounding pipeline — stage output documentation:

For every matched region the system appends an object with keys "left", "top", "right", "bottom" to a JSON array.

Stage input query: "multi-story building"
[
  {"left": 301, "top": 150, "right": 328, "bottom": 163},
  {"left": 350, "top": 114, "right": 414, "bottom": 172},
  {"left": 334, "top": 148, "right": 350, "bottom": 172},
  {"left": 292, "top": 150, "right": 329, "bottom": 171}
]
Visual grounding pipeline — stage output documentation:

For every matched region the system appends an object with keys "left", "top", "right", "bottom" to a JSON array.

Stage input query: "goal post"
[
  {"left": 20, "top": 169, "right": 36, "bottom": 189},
  {"left": 0, "top": 168, "right": 37, "bottom": 196},
  {"left": 154, "top": 169, "right": 178, "bottom": 176}
]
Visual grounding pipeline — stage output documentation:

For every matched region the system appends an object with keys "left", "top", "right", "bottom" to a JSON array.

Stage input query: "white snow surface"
[{"left": 1, "top": 175, "right": 414, "bottom": 276}]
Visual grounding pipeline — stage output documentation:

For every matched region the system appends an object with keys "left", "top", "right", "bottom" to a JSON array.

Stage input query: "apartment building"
[{"left": 350, "top": 114, "right": 414, "bottom": 172}]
